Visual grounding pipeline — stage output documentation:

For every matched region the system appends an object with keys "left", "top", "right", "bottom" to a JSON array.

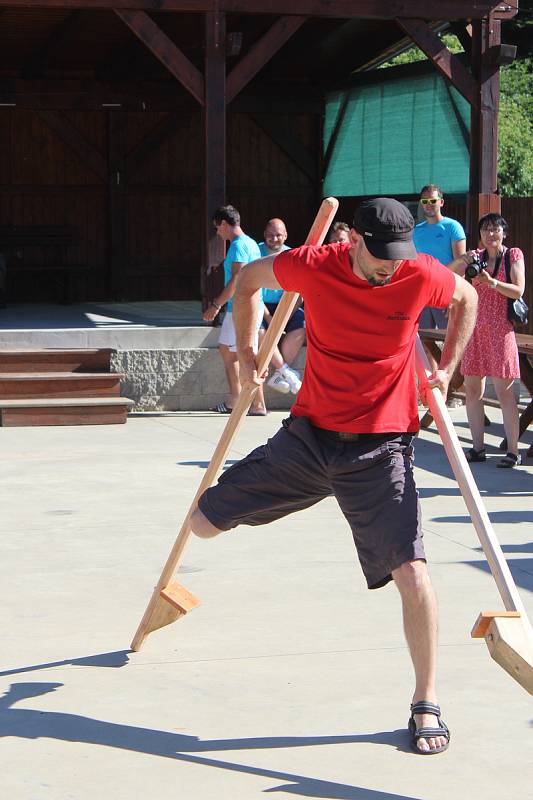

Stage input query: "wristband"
[
  {"left": 211, "top": 301, "right": 221, "bottom": 310},
  {"left": 489, "top": 279, "right": 498, "bottom": 289}
]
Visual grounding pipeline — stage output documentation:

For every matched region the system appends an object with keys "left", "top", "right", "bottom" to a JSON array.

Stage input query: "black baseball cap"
[{"left": 353, "top": 198, "right": 417, "bottom": 260}]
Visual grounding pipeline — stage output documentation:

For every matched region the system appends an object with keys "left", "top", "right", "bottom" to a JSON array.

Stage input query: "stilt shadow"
[
  {"left": 0, "top": 682, "right": 420, "bottom": 800},
  {"left": 0, "top": 650, "right": 131, "bottom": 678}
]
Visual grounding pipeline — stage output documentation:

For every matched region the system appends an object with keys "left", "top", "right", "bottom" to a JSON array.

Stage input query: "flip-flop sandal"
[
  {"left": 210, "top": 402, "right": 233, "bottom": 414},
  {"left": 247, "top": 409, "right": 268, "bottom": 416},
  {"left": 497, "top": 452, "right": 521, "bottom": 468},
  {"left": 465, "top": 447, "right": 486, "bottom": 462},
  {"left": 408, "top": 701, "right": 450, "bottom": 755},
  {"left": 419, "top": 411, "right": 433, "bottom": 429}
]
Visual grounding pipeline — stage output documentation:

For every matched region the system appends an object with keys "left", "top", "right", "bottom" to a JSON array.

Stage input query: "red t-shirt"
[{"left": 273, "top": 242, "right": 455, "bottom": 433}]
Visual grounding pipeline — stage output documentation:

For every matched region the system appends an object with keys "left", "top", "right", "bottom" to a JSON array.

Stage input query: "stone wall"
[{"left": 111, "top": 348, "right": 306, "bottom": 411}]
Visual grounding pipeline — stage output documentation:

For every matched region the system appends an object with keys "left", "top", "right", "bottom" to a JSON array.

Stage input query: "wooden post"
[
  {"left": 467, "top": 15, "right": 501, "bottom": 246},
  {"left": 107, "top": 111, "right": 127, "bottom": 300},
  {"left": 203, "top": 10, "right": 226, "bottom": 311}
]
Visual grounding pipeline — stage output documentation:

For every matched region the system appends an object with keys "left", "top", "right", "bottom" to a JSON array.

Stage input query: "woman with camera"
[{"left": 450, "top": 212, "right": 526, "bottom": 468}]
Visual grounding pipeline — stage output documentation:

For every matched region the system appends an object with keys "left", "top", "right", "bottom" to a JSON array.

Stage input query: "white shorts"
[{"left": 218, "top": 310, "right": 262, "bottom": 353}]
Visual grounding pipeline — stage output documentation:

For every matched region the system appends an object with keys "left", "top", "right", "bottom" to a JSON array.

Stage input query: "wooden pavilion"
[{"left": 0, "top": 1, "right": 518, "bottom": 305}]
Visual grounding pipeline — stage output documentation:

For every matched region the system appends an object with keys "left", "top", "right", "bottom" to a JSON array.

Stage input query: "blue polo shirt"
[
  {"left": 259, "top": 242, "right": 290, "bottom": 304},
  {"left": 224, "top": 234, "right": 261, "bottom": 311},
  {"left": 413, "top": 217, "right": 466, "bottom": 267}
]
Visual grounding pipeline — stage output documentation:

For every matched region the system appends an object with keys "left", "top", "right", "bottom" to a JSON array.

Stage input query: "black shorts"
[
  {"left": 198, "top": 415, "right": 424, "bottom": 589},
  {"left": 261, "top": 302, "right": 305, "bottom": 332}
]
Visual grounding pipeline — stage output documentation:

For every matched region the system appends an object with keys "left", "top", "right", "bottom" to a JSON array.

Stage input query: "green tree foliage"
[
  {"left": 380, "top": 32, "right": 533, "bottom": 196},
  {"left": 499, "top": 58, "right": 533, "bottom": 196}
]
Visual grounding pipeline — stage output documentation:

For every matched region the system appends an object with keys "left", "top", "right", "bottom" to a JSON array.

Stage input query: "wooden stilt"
[
  {"left": 131, "top": 197, "right": 339, "bottom": 651},
  {"left": 415, "top": 338, "right": 533, "bottom": 694}
]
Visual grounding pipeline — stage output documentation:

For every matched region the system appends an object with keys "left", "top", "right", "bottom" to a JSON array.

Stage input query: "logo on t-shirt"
[{"left": 387, "top": 310, "right": 410, "bottom": 320}]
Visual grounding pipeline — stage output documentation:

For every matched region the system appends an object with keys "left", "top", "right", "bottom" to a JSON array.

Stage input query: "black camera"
[{"left": 464, "top": 252, "right": 488, "bottom": 281}]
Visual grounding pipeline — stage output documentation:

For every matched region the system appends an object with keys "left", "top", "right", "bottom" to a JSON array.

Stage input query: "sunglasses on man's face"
[{"left": 420, "top": 198, "right": 441, "bottom": 205}]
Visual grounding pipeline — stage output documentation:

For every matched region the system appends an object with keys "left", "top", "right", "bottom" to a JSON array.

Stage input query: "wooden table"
[{"left": 419, "top": 329, "right": 533, "bottom": 457}]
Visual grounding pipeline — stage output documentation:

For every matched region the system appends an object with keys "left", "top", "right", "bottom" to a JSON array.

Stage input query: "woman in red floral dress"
[{"left": 450, "top": 213, "right": 526, "bottom": 467}]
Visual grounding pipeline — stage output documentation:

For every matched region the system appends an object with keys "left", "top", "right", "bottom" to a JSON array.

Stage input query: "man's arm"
[
  {"left": 427, "top": 273, "right": 477, "bottom": 396},
  {"left": 203, "top": 261, "right": 245, "bottom": 322},
  {"left": 233, "top": 255, "right": 281, "bottom": 384},
  {"left": 449, "top": 237, "right": 466, "bottom": 265}
]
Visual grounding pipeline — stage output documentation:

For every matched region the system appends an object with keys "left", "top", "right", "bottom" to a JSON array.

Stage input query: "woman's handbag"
[{"left": 503, "top": 249, "right": 528, "bottom": 328}]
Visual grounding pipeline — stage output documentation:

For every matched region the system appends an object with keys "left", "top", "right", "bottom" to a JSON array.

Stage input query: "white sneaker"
[
  {"left": 280, "top": 366, "right": 302, "bottom": 394},
  {"left": 267, "top": 369, "right": 290, "bottom": 394}
]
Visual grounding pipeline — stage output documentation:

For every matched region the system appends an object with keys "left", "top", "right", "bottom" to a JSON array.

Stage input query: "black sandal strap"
[
  {"left": 410, "top": 701, "right": 441, "bottom": 716},
  {"left": 413, "top": 726, "right": 449, "bottom": 739}
]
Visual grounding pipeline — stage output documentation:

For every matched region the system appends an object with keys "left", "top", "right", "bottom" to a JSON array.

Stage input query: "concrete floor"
[{"left": 1, "top": 406, "right": 532, "bottom": 799}]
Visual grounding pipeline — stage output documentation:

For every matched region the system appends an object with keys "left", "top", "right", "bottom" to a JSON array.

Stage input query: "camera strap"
[
  {"left": 488, "top": 248, "right": 503, "bottom": 279},
  {"left": 502, "top": 247, "right": 511, "bottom": 283}
]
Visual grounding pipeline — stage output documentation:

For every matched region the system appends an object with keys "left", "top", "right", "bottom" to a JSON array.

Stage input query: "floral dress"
[{"left": 461, "top": 246, "right": 522, "bottom": 379}]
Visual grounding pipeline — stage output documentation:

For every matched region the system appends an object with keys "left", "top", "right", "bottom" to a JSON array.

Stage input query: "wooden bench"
[
  {"left": 420, "top": 328, "right": 533, "bottom": 457},
  {"left": 0, "top": 224, "right": 87, "bottom": 305}
]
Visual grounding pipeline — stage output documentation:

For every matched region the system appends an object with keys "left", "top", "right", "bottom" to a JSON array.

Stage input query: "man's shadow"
[{"left": 0, "top": 682, "right": 419, "bottom": 800}]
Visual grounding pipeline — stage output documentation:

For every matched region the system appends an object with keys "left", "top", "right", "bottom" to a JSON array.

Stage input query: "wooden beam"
[
  {"left": 203, "top": 11, "right": 226, "bottom": 304},
  {"left": 125, "top": 113, "right": 180, "bottom": 177},
  {"left": 467, "top": 17, "right": 502, "bottom": 241},
  {"left": 115, "top": 10, "right": 205, "bottom": 106},
  {"left": 36, "top": 110, "right": 107, "bottom": 181},
  {"left": 0, "top": 2, "right": 518, "bottom": 23},
  {"left": 226, "top": 16, "right": 307, "bottom": 103},
  {"left": 397, "top": 18, "right": 476, "bottom": 105},
  {"left": 0, "top": 79, "right": 321, "bottom": 113},
  {"left": 22, "top": 12, "right": 82, "bottom": 80},
  {"left": 450, "top": 21, "right": 472, "bottom": 59},
  {"left": 107, "top": 112, "right": 127, "bottom": 299},
  {"left": 250, "top": 113, "right": 316, "bottom": 183},
  {"left": 322, "top": 90, "right": 351, "bottom": 179}
]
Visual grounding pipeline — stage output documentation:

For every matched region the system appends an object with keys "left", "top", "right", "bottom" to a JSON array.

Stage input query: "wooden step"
[
  {"left": 0, "top": 348, "right": 114, "bottom": 373},
  {"left": 0, "top": 372, "right": 123, "bottom": 399},
  {"left": 0, "top": 397, "right": 134, "bottom": 427}
]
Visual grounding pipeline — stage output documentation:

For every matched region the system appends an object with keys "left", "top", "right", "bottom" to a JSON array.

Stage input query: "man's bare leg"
[
  {"left": 464, "top": 375, "right": 486, "bottom": 452},
  {"left": 191, "top": 508, "right": 222, "bottom": 539},
  {"left": 392, "top": 559, "right": 448, "bottom": 753},
  {"left": 219, "top": 344, "right": 241, "bottom": 409},
  {"left": 281, "top": 327, "right": 305, "bottom": 366}
]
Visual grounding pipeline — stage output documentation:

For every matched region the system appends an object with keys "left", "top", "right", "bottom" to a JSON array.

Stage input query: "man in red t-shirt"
[{"left": 192, "top": 198, "right": 477, "bottom": 755}]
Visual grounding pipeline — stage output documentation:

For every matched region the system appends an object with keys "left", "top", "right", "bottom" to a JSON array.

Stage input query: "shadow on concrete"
[
  {"left": 413, "top": 434, "right": 533, "bottom": 498},
  {"left": 0, "top": 650, "right": 131, "bottom": 678},
  {"left": 0, "top": 682, "right": 421, "bottom": 800},
  {"left": 478, "top": 542, "right": 533, "bottom": 553},
  {"left": 461, "top": 558, "right": 533, "bottom": 592},
  {"left": 433, "top": 511, "right": 533, "bottom": 526},
  {"left": 177, "top": 460, "right": 239, "bottom": 470}
]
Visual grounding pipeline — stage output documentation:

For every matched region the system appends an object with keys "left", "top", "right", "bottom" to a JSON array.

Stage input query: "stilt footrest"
[
  {"left": 471, "top": 611, "right": 533, "bottom": 695},
  {"left": 471, "top": 611, "right": 521, "bottom": 638},
  {"left": 160, "top": 582, "right": 200, "bottom": 614}
]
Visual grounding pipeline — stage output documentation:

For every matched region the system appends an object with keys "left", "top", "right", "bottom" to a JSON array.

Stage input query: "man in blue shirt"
[
  {"left": 203, "top": 205, "right": 266, "bottom": 415},
  {"left": 414, "top": 184, "right": 466, "bottom": 330},
  {"left": 414, "top": 184, "right": 467, "bottom": 424}
]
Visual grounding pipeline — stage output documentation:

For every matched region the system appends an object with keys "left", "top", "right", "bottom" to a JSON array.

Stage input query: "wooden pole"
[
  {"left": 415, "top": 336, "right": 533, "bottom": 693},
  {"left": 131, "top": 196, "right": 338, "bottom": 651}
]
